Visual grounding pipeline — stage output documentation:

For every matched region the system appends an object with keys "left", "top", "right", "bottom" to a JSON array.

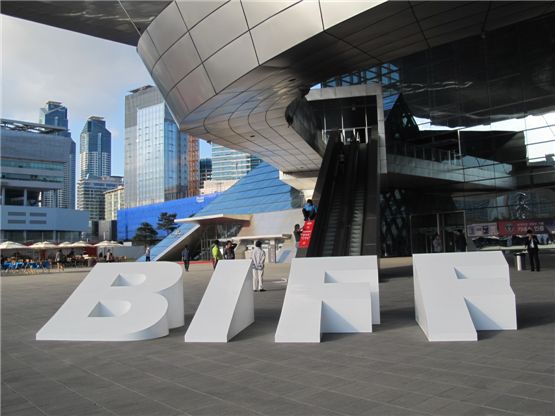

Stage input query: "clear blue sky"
[{"left": 1, "top": 15, "right": 212, "bottom": 177}]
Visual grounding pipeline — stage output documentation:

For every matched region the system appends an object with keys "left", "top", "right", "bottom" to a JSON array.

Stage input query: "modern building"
[
  {"left": 211, "top": 143, "right": 262, "bottom": 181},
  {"left": 38, "top": 101, "right": 76, "bottom": 209},
  {"left": 5, "top": 2, "right": 554, "bottom": 258},
  {"left": 199, "top": 158, "right": 212, "bottom": 191},
  {"left": 80, "top": 116, "right": 111, "bottom": 179},
  {"left": 104, "top": 185, "right": 125, "bottom": 221},
  {"left": 124, "top": 85, "right": 199, "bottom": 208},
  {"left": 77, "top": 175, "right": 123, "bottom": 221},
  {"left": 0, "top": 119, "right": 88, "bottom": 242}
]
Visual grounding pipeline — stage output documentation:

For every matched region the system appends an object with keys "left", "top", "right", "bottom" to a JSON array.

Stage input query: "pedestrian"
[
  {"left": 293, "top": 224, "right": 303, "bottom": 248},
  {"left": 432, "top": 233, "right": 442, "bottom": 253},
  {"left": 106, "top": 250, "right": 114, "bottom": 263},
  {"left": 211, "top": 240, "right": 222, "bottom": 269},
  {"left": 224, "top": 240, "right": 237, "bottom": 259},
  {"left": 302, "top": 199, "right": 318, "bottom": 221},
  {"left": 455, "top": 229, "right": 467, "bottom": 252},
  {"left": 55, "top": 249, "right": 65, "bottom": 271},
  {"left": 145, "top": 246, "right": 151, "bottom": 262},
  {"left": 524, "top": 229, "right": 541, "bottom": 272},
  {"left": 251, "top": 240, "right": 266, "bottom": 292},
  {"left": 181, "top": 244, "right": 191, "bottom": 272}
]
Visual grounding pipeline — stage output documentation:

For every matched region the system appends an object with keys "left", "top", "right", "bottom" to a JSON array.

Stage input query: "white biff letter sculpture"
[
  {"left": 36, "top": 262, "right": 184, "bottom": 341},
  {"left": 185, "top": 260, "right": 254, "bottom": 342},
  {"left": 413, "top": 251, "right": 517, "bottom": 342},
  {"left": 275, "top": 256, "right": 379, "bottom": 343}
]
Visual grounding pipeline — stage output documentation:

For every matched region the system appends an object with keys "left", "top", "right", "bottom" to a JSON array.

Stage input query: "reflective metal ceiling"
[{"left": 1, "top": 1, "right": 171, "bottom": 45}]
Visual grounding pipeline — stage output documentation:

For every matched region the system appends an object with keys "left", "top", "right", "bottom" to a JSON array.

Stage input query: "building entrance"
[{"left": 410, "top": 211, "right": 465, "bottom": 254}]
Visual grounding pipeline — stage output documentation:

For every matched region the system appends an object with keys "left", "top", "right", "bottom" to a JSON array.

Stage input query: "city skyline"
[{"left": 0, "top": 14, "right": 212, "bottom": 177}]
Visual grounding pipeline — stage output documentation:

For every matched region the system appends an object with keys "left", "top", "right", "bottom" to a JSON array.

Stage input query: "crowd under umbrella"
[
  {"left": 94, "top": 240, "right": 122, "bottom": 258},
  {"left": 29, "top": 241, "right": 59, "bottom": 261},
  {"left": 0, "top": 241, "right": 29, "bottom": 261}
]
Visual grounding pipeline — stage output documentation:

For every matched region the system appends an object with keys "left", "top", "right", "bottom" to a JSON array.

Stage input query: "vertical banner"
[{"left": 298, "top": 220, "right": 315, "bottom": 249}]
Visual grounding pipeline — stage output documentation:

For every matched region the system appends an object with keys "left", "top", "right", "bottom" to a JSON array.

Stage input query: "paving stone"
[{"left": 2, "top": 258, "right": 554, "bottom": 416}]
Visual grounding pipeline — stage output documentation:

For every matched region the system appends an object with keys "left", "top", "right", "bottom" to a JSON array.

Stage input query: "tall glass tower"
[
  {"left": 39, "top": 101, "right": 76, "bottom": 209},
  {"left": 211, "top": 144, "right": 262, "bottom": 181},
  {"left": 80, "top": 116, "right": 111, "bottom": 179},
  {"left": 125, "top": 85, "right": 197, "bottom": 208}
]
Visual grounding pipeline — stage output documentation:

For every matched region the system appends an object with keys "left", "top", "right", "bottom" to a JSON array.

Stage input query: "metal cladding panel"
[
  {"left": 165, "top": 89, "right": 190, "bottom": 118},
  {"left": 176, "top": 0, "right": 229, "bottom": 29},
  {"left": 241, "top": 0, "right": 300, "bottom": 28},
  {"left": 250, "top": 0, "right": 323, "bottom": 64},
  {"left": 204, "top": 33, "right": 259, "bottom": 93},
  {"left": 319, "top": 0, "right": 386, "bottom": 30},
  {"left": 152, "top": 59, "right": 175, "bottom": 97},
  {"left": 189, "top": 1, "right": 248, "bottom": 61},
  {"left": 161, "top": 33, "right": 202, "bottom": 85},
  {"left": 147, "top": 2, "right": 186, "bottom": 54},
  {"left": 176, "top": 66, "right": 216, "bottom": 115},
  {"left": 137, "top": 32, "right": 159, "bottom": 72}
]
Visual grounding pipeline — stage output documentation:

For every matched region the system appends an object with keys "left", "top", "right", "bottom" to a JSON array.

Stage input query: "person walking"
[
  {"left": 145, "top": 246, "right": 151, "bottom": 262},
  {"left": 55, "top": 249, "right": 65, "bottom": 271},
  {"left": 455, "top": 229, "right": 467, "bottom": 252},
  {"left": 251, "top": 240, "right": 266, "bottom": 292},
  {"left": 181, "top": 245, "right": 191, "bottom": 272},
  {"left": 223, "top": 240, "right": 237, "bottom": 259},
  {"left": 525, "top": 229, "right": 541, "bottom": 272},
  {"left": 211, "top": 240, "right": 223, "bottom": 269},
  {"left": 432, "top": 233, "right": 442, "bottom": 253}
]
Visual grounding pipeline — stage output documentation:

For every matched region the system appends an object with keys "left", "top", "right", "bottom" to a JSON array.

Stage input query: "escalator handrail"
[{"left": 306, "top": 137, "right": 342, "bottom": 257}]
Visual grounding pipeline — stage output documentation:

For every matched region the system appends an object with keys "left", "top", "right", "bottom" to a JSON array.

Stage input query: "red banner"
[
  {"left": 497, "top": 220, "right": 545, "bottom": 236},
  {"left": 298, "top": 220, "right": 315, "bottom": 248}
]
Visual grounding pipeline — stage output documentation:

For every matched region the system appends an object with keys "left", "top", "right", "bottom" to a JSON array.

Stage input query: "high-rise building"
[
  {"left": 0, "top": 119, "right": 88, "bottom": 242},
  {"left": 38, "top": 101, "right": 76, "bottom": 209},
  {"left": 80, "top": 116, "right": 111, "bottom": 178},
  {"left": 199, "top": 158, "right": 212, "bottom": 190},
  {"left": 104, "top": 185, "right": 125, "bottom": 221},
  {"left": 77, "top": 175, "right": 123, "bottom": 221},
  {"left": 211, "top": 144, "right": 262, "bottom": 181},
  {"left": 124, "top": 85, "right": 198, "bottom": 208}
]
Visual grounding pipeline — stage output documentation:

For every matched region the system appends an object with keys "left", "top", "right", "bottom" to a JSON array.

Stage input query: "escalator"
[{"left": 299, "top": 136, "right": 379, "bottom": 257}]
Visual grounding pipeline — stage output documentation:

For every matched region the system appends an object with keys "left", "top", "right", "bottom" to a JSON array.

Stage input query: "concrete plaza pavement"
[{"left": 2, "top": 255, "right": 554, "bottom": 416}]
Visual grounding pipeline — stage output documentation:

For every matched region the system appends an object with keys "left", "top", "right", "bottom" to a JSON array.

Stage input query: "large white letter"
[
  {"left": 413, "top": 252, "right": 517, "bottom": 342},
  {"left": 185, "top": 260, "right": 254, "bottom": 342},
  {"left": 36, "top": 262, "right": 184, "bottom": 341},
  {"left": 275, "top": 256, "right": 379, "bottom": 343}
]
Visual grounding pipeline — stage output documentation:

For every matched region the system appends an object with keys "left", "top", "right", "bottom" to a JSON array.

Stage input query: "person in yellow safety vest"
[{"left": 211, "top": 240, "right": 223, "bottom": 269}]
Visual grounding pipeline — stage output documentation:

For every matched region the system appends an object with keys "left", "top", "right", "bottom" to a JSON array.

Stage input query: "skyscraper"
[
  {"left": 80, "top": 116, "right": 111, "bottom": 178},
  {"left": 38, "top": 101, "right": 76, "bottom": 209},
  {"left": 77, "top": 175, "right": 123, "bottom": 221},
  {"left": 124, "top": 85, "right": 198, "bottom": 208},
  {"left": 199, "top": 158, "right": 212, "bottom": 191}
]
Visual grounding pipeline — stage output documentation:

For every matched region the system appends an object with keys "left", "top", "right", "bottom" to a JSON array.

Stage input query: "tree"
[
  {"left": 132, "top": 222, "right": 158, "bottom": 247},
  {"left": 157, "top": 212, "right": 178, "bottom": 235}
]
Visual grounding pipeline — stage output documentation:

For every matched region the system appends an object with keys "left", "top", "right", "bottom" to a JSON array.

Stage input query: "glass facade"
[
  {"left": 38, "top": 101, "right": 76, "bottom": 209},
  {"left": 320, "top": 13, "right": 555, "bottom": 256},
  {"left": 117, "top": 193, "right": 218, "bottom": 241},
  {"left": 77, "top": 176, "right": 123, "bottom": 221},
  {"left": 125, "top": 85, "right": 196, "bottom": 208},
  {"left": 211, "top": 143, "right": 262, "bottom": 181},
  {"left": 80, "top": 117, "right": 111, "bottom": 178}
]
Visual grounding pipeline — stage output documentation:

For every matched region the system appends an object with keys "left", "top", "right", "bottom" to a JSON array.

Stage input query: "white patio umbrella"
[
  {"left": 58, "top": 242, "right": 73, "bottom": 247},
  {"left": 0, "top": 241, "right": 27, "bottom": 250},
  {"left": 69, "top": 241, "right": 93, "bottom": 248},
  {"left": 30, "top": 241, "right": 59, "bottom": 249},
  {"left": 94, "top": 240, "right": 122, "bottom": 248}
]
